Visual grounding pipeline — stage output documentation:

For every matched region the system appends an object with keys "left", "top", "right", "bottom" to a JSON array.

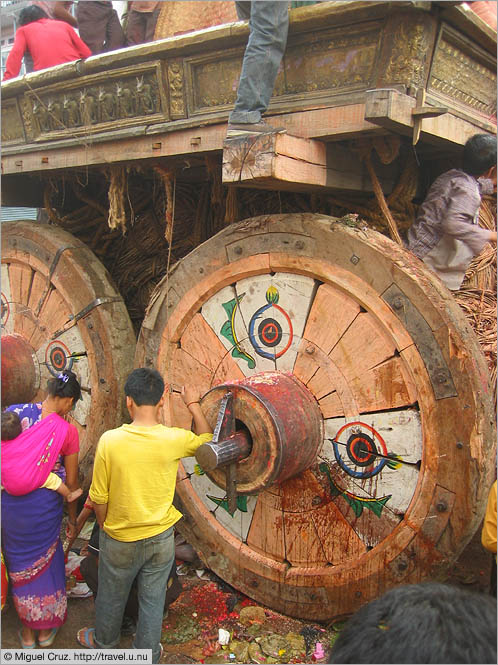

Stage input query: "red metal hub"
[
  {"left": 1, "top": 334, "right": 38, "bottom": 406},
  {"left": 199, "top": 371, "right": 323, "bottom": 494}
]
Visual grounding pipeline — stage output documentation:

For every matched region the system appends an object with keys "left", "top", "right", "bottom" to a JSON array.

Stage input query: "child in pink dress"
[{"left": 1, "top": 410, "right": 82, "bottom": 502}]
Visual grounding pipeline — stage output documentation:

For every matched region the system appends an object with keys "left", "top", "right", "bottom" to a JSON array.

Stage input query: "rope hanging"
[
  {"left": 153, "top": 165, "right": 174, "bottom": 245},
  {"left": 354, "top": 138, "right": 403, "bottom": 245},
  {"left": 107, "top": 166, "right": 127, "bottom": 233}
]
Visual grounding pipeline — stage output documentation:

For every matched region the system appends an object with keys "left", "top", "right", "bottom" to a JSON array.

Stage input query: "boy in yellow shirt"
[{"left": 77, "top": 368, "right": 212, "bottom": 662}]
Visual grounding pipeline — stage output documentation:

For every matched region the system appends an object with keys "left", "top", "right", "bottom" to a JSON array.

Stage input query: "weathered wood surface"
[
  {"left": 222, "top": 132, "right": 402, "bottom": 194},
  {"left": 135, "top": 213, "right": 496, "bottom": 620},
  {"left": 1, "top": 222, "right": 136, "bottom": 484},
  {"left": 1, "top": 1, "right": 495, "bottom": 186}
]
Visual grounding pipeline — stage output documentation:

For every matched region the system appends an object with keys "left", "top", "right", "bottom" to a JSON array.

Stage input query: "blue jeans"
[
  {"left": 95, "top": 528, "right": 174, "bottom": 663},
  {"left": 229, "top": 1, "right": 289, "bottom": 124}
]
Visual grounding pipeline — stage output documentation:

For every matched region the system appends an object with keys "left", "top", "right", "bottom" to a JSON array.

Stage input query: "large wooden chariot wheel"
[
  {"left": 1, "top": 221, "right": 136, "bottom": 480},
  {"left": 137, "top": 213, "right": 495, "bottom": 621}
]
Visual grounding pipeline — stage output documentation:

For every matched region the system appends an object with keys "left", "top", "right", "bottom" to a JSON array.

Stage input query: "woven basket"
[{"left": 154, "top": 1, "right": 238, "bottom": 39}]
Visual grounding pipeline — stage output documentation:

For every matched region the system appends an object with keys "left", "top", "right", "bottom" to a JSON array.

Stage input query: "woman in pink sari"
[{"left": 1, "top": 371, "right": 81, "bottom": 649}]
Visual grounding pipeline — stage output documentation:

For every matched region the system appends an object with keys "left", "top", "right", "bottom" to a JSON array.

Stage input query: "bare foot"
[{"left": 67, "top": 488, "right": 83, "bottom": 503}]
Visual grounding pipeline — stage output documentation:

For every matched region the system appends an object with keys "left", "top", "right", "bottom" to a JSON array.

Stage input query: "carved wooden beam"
[{"left": 365, "top": 88, "right": 496, "bottom": 146}]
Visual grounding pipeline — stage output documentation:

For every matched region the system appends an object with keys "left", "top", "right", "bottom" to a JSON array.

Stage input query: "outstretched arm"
[{"left": 182, "top": 385, "right": 212, "bottom": 435}]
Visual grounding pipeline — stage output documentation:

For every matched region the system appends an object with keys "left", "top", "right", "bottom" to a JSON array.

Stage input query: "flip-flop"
[
  {"left": 77, "top": 627, "right": 97, "bottom": 649},
  {"left": 18, "top": 629, "right": 36, "bottom": 649},
  {"left": 38, "top": 627, "right": 58, "bottom": 647}
]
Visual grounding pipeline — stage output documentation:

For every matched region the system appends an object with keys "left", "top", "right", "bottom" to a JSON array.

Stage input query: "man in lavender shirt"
[{"left": 408, "top": 134, "right": 496, "bottom": 290}]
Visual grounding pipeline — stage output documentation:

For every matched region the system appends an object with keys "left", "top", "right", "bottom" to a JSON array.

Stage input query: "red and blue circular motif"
[{"left": 248, "top": 287, "right": 293, "bottom": 360}]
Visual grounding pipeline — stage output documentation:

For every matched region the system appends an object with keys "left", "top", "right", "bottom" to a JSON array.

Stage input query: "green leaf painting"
[
  {"left": 319, "top": 461, "right": 391, "bottom": 518},
  {"left": 220, "top": 296, "right": 256, "bottom": 369},
  {"left": 207, "top": 494, "right": 248, "bottom": 516}
]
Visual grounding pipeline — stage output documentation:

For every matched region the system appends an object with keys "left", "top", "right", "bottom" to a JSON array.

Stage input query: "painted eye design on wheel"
[
  {"left": 248, "top": 286, "right": 293, "bottom": 360},
  {"left": 1, "top": 293, "right": 10, "bottom": 327},
  {"left": 45, "top": 340, "right": 74, "bottom": 377},
  {"left": 331, "top": 421, "right": 401, "bottom": 479}
]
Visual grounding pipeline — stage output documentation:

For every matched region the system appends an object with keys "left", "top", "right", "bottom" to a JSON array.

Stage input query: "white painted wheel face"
[{"left": 178, "top": 272, "right": 422, "bottom": 563}]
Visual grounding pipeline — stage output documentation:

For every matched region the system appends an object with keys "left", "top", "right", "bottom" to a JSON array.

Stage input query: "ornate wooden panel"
[{"left": 428, "top": 24, "right": 497, "bottom": 118}]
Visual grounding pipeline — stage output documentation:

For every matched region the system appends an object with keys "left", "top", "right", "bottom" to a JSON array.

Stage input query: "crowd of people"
[
  {"left": 1, "top": 364, "right": 496, "bottom": 662},
  {"left": 2, "top": 1, "right": 160, "bottom": 81},
  {"left": 1, "top": 367, "right": 212, "bottom": 661}
]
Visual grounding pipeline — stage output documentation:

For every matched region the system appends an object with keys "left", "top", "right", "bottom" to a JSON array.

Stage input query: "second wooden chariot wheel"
[
  {"left": 136, "top": 213, "right": 495, "bottom": 620},
  {"left": 1, "top": 221, "right": 136, "bottom": 480}
]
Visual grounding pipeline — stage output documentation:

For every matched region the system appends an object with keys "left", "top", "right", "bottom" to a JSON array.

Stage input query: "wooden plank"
[
  {"left": 38, "top": 287, "right": 70, "bottom": 336},
  {"left": 348, "top": 356, "right": 417, "bottom": 414},
  {"left": 293, "top": 342, "right": 319, "bottom": 385},
  {"left": 8, "top": 263, "right": 32, "bottom": 337},
  {"left": 365, "top": 88, "right": 496, "bottom": 145},
  {"left": 167, "top": 346, "right": 213, "bottom": 427},
  {"left": 302, "top": 283, "right": 361, "bottom": 356},
  {"left": 283, "top": 511, "right": 328, "bottom": 566},
  {"left": 322, "top": 409, "right": 423, "bottom": 516},
  {"left": 280, "top": 470, "right": 329, "bottom": 514},
  {"left": 1, "top": 263, "right": 13, "bottom": 334},
  {"left": 310, "top": 501, "right": 367, "bottom": 565},
  {"left": 181, "top": 312, "right": 235, "bottom": 375},
  {"left": 246, "top": 490, "right": 287, "bottom": 562},
  {"left": 222, "top": 132, "right": 395, "bottom": 193},
  {"left": 212, "top": 353, "right": 246, "bottom": 386},
  {"left": 234, "top": 272, "right": 315, "bottom": 373},
  {"left": 1, "top": 104, "right": 376, "bottom": 178},
  {"left": 318, "top": 391, "right": 344, "bottom": 419},
  {"left": 329, "top": 312, "right": 397, "bottom": 382},
  {"left": 180, "top": 310, "right": 246, "bottom": 385}
]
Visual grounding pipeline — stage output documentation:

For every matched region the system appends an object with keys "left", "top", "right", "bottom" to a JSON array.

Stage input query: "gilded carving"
[
  {"left": 136, "top": 76, "right": 155, "bottom": 115},
  {"left": 190, "top": 27, "right": 379, "bottom": 112},
  {"left": 1, "top": 101, "right": 24, "bottom": 143},
  {"left": 384, "top": 22, "right": 428, "bottom": 88},
  {"left": 98, "top": 87, "right": 116, "bottom": 123},
  {"left": 24, "top": 64, "right": 162, "bottom": 138},
  {"left": 168, "top": 61, "right": 185, "bottom": 118},
  {"left": 20, "top": 97, "right": 33, "bottom": 139},
  {"left": 429, "top": 37, "right": 496, "bottom": 115},
  {"left": 63, "top": 95, "right": 81, "bottom": 127}
]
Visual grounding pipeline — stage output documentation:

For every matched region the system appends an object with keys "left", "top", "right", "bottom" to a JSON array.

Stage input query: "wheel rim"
[{"left": 136, "top": 213, "right": 495, "bottom": 619}]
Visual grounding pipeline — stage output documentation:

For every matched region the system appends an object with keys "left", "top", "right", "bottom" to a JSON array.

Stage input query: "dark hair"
[
  {"left": 462, "top": 134, "right": 497, "bottom": 176},
  {"left": 18, "top": 5, "right": 49, "bottom": 26},
  {"left": 124, "top": 368, "right": 164, "bottom": 406},
  {"left": 328, "top": 582, "right": 497, "bottom": 664},
  {"left": 46, "top": 370, "right": 82, "bottom": 402},
  {"left": 2, "top": 411, "right": 22, "bottom": 440}
]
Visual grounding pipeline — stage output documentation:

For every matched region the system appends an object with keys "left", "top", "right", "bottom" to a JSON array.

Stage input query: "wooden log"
[{"left": 222, "top": 132, "right": 398, "bottom": 194}]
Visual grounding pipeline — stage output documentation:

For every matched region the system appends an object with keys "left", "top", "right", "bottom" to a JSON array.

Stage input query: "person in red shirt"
[{"left": 3, "top": 5, "right": 91, "bottom": 81}]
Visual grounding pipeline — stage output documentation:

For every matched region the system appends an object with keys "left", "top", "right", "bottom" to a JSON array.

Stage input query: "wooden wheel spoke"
[{"left": 246, "top": 490, "right": 286, "bottom": 562}]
